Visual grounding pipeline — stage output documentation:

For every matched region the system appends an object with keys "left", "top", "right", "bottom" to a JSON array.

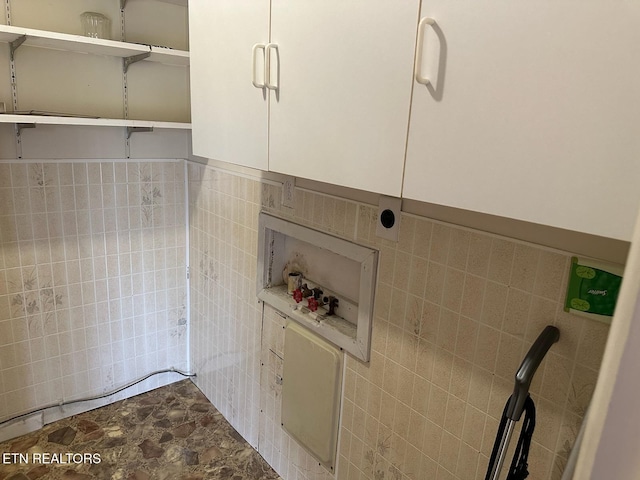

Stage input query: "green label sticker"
[
  {"left": 575, "top": 266, "right": 596, "bottom": 279},
  {"left": 570, "top": 298, "right": 591, "bottom": 311},
  {"left": 565, "top": 257, "right": 622, "bottom": 317}
]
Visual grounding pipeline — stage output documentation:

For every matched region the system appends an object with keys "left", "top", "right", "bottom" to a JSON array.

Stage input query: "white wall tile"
[
  {"left": 0, "top": 159, "right": 188, "bottom": 422},
  {"left": 184, "top": 164, "right": 610, "bottom": 480}
]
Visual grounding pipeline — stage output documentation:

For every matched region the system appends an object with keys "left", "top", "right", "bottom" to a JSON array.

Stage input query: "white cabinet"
[
  {"left": 403, "top": 0, "right": 640, "bottom": 241},
  {"left": 189, "top": 0, "right": 419, "bottom": 197},
  {"left": 268, "top": 1, "right": 418, "bottom": 196},
  {"left": 188, "top": 0, "right": 270, "bottom": 170}
]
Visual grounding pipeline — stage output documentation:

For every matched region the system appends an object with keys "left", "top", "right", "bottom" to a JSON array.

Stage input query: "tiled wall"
[
  {"left": 0, "top": 160, "right": 188, "bottom": 424},
  {"left": 188, "top": 165, "right": 263, "bottom": 446},
  {"left": 188, "top": 162, "right": 609, "bottom": 480}
]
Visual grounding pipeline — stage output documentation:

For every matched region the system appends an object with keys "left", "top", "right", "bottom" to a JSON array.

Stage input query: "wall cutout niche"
[{"left": 257, "top": 213, "right": 378, "bottom": 362}]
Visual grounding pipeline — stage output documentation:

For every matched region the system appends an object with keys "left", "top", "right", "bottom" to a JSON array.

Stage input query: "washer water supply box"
[{"left": 257, "top": 212, "right": 378, "bottom": 362}]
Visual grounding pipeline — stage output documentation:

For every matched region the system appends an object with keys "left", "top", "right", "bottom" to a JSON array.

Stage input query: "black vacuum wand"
[
  {"left": 486, "top": 325, "right": 560, "bottom": 480},
  {"left": 507, "top": 325, "right": 561, "bottom": 421}
]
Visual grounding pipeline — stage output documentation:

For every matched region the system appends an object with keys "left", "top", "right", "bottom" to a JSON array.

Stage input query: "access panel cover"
[{"left": 281, "top": 320, "right": 342, "bottom": 471}]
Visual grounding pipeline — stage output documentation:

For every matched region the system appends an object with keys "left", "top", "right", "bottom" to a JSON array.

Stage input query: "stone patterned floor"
[{"left": 0, "top": 380, "right": 280, "bottom": 480}]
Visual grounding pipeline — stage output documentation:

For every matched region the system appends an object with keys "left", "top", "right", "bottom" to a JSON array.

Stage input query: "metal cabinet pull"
[
  {"left": 252, "top": 43, "right": 266, "bottom": 88},
  {"left": 414, "top": 17, "right": 436, "bottom": 85}
]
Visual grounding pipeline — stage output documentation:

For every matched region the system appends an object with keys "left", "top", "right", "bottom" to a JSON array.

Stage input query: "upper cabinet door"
[
  {"left": 404, "top": 0, "right": 640, "bottom": 241},
  {"left": 189, "top": 0, "right": 270, "bottom": 170},
  {"left": 268, "top": 0, "right": 420, "bottom": 197}
]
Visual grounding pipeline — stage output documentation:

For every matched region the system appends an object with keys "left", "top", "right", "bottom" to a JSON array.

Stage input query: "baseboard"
[{"left": 0, "top": 412, "right": 44, "bottom": 444}]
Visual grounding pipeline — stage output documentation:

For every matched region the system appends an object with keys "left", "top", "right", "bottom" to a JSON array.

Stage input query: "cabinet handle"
[
  {"left": 414, "top": 17, "right": 436, "bottom": 85},
  {"left": 265, "top": 43, "right": 279, "bottom": 91},
  {"left": 252, "top": 44, "right": 266, "bottom": 88}
]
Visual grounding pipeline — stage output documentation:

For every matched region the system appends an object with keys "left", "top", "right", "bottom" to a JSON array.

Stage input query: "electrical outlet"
[{"left": 282, "top": 176, "right": 295, "bottom": 209}]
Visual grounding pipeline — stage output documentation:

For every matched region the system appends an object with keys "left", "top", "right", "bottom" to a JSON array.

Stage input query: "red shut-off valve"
[{"left": 307, "top": 297, "right": 318, "bottom": 312}]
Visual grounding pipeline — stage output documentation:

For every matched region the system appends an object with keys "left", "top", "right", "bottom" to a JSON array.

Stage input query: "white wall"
[
  {"left": 573, "top": 207, "right": 640, "bottom": 480},
  {"left": 188, "top": 161, "right": 611, "bottom": 480},
  {"left": 0, "top": 127, "right": 191, "bottom": 438}
]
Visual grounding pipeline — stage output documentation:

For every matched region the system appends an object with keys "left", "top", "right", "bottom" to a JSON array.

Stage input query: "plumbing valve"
[
  {"left": 301, "top": 283, "right": 313, "bottom": 298},
  {"left": 321, "top": 295, "right": 340, "bottom": 316},
  {"left": 307, "top": 297, "right": 318, "bottom": 312},
  {"left": 327, "top": 296, "right": 339, "bottom": 316}
]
